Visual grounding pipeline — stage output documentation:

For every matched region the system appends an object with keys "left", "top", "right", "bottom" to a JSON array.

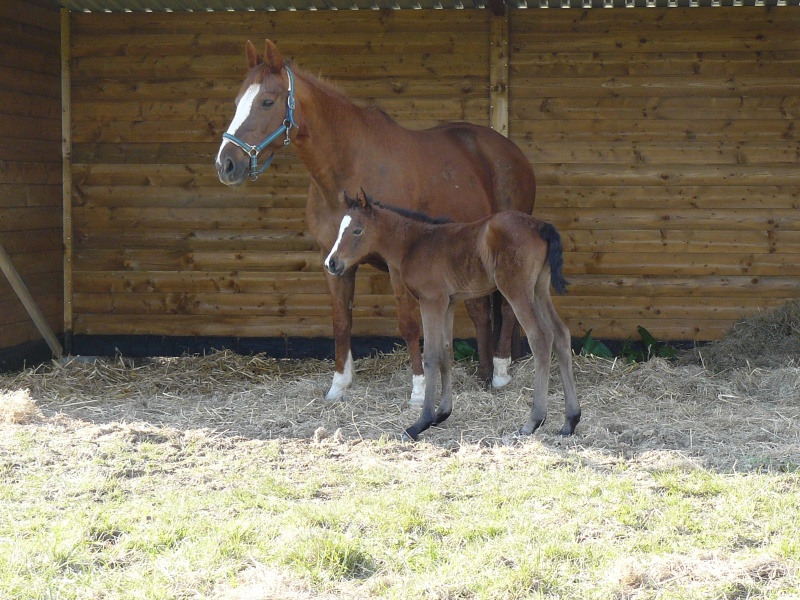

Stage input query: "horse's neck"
[{"left": 293, "top": 72, "right": 392, "bottom": 196}]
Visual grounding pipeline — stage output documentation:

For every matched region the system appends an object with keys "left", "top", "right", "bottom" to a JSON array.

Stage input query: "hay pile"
[
  {"left": 681, "top": 299, "right": 800, "bottom": 371},
  {"left": 0, "top": 300, "right": 798, "bottom": 472},
  {"left": 0, "top": 388, "right": 41, "bottom": 424}
]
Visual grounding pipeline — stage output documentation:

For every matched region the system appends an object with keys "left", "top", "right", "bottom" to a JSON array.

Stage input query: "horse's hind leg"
[
  {"left": 324, "top": 266, "right": 357, "bottom": 401},
  {"left": 465, "top": 296, "right": 494, "bottom": 387}
]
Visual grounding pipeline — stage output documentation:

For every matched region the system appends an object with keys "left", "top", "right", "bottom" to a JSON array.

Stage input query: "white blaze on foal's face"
[
  {"left": 216, "top": 83, "right": 261, "bottom": 162},
  {"left": 324, "top": 215, "right": 353, "bottom": 271}
]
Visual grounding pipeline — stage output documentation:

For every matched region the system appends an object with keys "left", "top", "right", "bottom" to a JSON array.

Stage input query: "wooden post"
[
  {"left": 61, "top": 7, "right": 73, "bottom": 354},
  {"left": 0, "top": 243, "right": 64, "bottom": 358},
  {"left": 489, "top": 8, "right": 509, "bottom": 137}
]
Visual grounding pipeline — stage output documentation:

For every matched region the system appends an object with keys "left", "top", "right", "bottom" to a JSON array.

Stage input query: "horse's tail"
[{"left": 538, "top": 222, "right": 569, "bottom": 295}]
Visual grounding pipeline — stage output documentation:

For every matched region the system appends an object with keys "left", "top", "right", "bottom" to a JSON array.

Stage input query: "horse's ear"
[
  {"left": 263, "top": 39, "right": 285, "bottom": 74},
  {"left": 245, "top": 40, "right": 262, "bottom": 69}
]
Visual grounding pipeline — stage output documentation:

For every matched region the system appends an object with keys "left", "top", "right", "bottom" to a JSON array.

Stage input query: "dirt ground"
[{"left": 3, "top": 301, "right": 799, "bottom": 474}]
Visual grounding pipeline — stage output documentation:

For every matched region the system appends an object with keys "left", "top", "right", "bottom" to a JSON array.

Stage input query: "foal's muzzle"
[{"left": 325, "top": 258, "right": 345, "bottom": 277}]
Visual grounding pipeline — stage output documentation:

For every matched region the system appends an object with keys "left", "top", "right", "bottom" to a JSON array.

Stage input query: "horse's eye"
[
  {"left": 353, "top": 227, "right": 363, "bottom": 236},
  {"left": 261, "top": 98, "right": 275, "bottom": 109}
]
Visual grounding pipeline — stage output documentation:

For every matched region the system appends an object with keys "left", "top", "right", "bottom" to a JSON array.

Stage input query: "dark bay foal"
[{"left": 325, "top": 191, "right": 580, "bottom": 441}]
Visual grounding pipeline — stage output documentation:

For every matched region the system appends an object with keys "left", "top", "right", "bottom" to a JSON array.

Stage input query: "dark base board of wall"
[
  {"left": 0, "top": 338, "right": 64, "bottom": 373},
  {"left": 70, "top": 334, "right": 413, "bottom": 361},
  {"left": 1, "top": 334, "right": 699, "bottom": 374}
]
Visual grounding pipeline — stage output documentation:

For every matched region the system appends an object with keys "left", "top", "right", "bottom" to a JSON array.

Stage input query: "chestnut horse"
[
  {"left": 325, "top": 191, "right": 579, "bottom": 440},
  {"left": 215, "top": 40, "right": 536, "bottom": 405}
]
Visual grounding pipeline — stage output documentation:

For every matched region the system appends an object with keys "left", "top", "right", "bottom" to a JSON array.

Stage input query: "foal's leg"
[
  {"left": 323, "top": 265, "right": 356, "bottom": 401},
  {"left": 540, "top": 289, "right": 581, "bottom": 435},
  {"left": 492, "top": 296, "right": 519, "bottom": 389},
  {"left": 404, "top": 298, "right": 448, "bottom": 441},
  {"left": 503, "top": 293, "right": 554, "bottom": 435},
  {"left": 390, "top": 272, "right": 425, "bottom": 408},
  {"left": 433, "top": 301, "right": 457, "bottom": 426},
  {"left": 465, "top": 296, "right": 494, "bottom": 386}
]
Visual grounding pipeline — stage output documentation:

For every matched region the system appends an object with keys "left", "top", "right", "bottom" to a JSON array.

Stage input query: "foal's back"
[{"left": 402, "top": 210, "right": 553, "bottom": 303}]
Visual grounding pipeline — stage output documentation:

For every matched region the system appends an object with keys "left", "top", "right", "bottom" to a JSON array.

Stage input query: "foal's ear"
[
  {"left": 357, "top": 188, "right": 372, "bottom": 211},
  {"left": 245, "top": 40, "right": 262, "bottom": 69},
  {"left": 263, "top": 39, "right": 285, "bottom": 75}
]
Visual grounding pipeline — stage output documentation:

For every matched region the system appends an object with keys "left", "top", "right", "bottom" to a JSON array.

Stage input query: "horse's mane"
[
  {"left": 246, "top": 61, "right": 397, "bottom": 126},
  {"left": 346, "top": 193, "right": 450, "bottom": 225}
]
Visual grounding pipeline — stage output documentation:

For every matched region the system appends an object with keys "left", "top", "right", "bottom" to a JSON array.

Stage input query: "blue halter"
[{"left": 222, "top": 66, "right": 297, "bottom": 181}]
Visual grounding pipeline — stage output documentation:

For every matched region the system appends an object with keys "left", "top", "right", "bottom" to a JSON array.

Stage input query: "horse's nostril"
[{"left": 224, "top": 157, "right": 235, "bottom": 175}]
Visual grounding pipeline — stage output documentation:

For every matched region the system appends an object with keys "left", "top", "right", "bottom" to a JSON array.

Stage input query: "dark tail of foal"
[{"left": 538, "top": 222, "right": 569, "bottom": 295}]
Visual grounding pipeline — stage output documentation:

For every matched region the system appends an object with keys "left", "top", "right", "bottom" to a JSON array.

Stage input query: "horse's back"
[{"left": 408, "top": 122, "right": 536, "bottom": 216}]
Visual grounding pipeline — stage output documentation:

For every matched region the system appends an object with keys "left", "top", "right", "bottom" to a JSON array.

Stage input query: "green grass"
[{"left": 1, "top": 422, "right": 798, "bottom": 599}]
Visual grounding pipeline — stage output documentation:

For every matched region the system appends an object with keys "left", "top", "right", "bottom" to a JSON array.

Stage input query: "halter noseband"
[{"left": 222, "top": 66, "right": 297, "bottom": 181}]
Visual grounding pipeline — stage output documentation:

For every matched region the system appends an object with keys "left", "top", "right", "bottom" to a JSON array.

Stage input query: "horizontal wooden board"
[
  {"left": 71, "top": 76, "right": 490, "bottom": 102},
  {"left": 72, "top": 53, "right": 491, "bottom": 82},
  {"left": 70, "top": 11, "right": 489, "bottom": 36},
  {"left": 535, "top": 185, "right": 800, "bottom": 209},
  {"left": 510, "top": 51, "right": 800, "bottom": 80},
  {"left": 511, "top": 7, "right": 800, "bottom": 33}
]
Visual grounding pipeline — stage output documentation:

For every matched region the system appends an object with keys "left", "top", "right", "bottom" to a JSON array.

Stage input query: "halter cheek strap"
[{"left": 222, "top": 66, "right": 297, "bottom": 181}]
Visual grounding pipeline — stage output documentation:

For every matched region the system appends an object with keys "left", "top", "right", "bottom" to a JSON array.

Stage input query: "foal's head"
[
  {"left": 324, "top": 191, "right": 379, "bottom": 277},
  {"left": 216, "top": 39, "right": 296, "bottom": 186}
]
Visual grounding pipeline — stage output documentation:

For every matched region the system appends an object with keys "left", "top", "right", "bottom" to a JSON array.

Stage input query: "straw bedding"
[{"left": 1, "top": 300, "right": 798, "bottom": 473}]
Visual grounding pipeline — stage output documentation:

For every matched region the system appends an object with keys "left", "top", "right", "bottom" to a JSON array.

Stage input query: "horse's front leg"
[
  {"left": 389, "top": 267, "right": 425, "bottom": 408},
  {"left": 404, "top": 299, "right": 448, "bottom": 441},
  {"left": 465, "top": 296, "right": 494, "bottom": 387},
  {"left": 323, "top": 264, "right": 357, "bottom": 401}
]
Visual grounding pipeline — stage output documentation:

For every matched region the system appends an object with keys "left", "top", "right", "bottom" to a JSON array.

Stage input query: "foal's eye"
[
  {"left": 261, "top": 98, "right": 275, "bottom": 108},
  {"left": 353, "top": 227, "right": 364, "bottom": 236}
]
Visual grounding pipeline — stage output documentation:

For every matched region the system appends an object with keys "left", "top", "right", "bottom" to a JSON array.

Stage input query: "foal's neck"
[{"left": 372, "top": 207, "right": 435, "bottom": 268}]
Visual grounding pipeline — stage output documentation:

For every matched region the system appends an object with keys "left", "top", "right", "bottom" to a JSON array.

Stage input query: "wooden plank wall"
[
  {"left": 0, "top": 0, "right": 64, "bottom": 352},
  {"left": 68, "top": 7, "right": 799, "bottom": 346},
  {"left": 69, "top": 11, "right": 490, "bottom": 340},
  {"left": 510, "top": 7, "right": 800, "bottom": 341}
]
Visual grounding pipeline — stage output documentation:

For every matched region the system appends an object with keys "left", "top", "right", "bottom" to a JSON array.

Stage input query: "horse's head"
[
  {"left": 216, "top": 40, "right": 297, "bottom": 186},
  {"left": 324, "top": 190, "right": 376, "bottom": 277}
]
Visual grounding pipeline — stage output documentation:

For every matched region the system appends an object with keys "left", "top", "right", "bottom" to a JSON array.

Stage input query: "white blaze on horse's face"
[
  {"left": 215, "top": 83, "right": 261, "bottom": 164},
  {"left": 324, "top": 215, "right": 352, "bottom": 274}
]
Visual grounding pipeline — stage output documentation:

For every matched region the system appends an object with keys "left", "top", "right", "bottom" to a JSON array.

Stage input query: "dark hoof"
[
  {"left": 402, "top": 429, "right": 418, "bottom": 442},
  {"left": 432, "top": 411, "right": 452, "bottom": 427},
  {"left": 559, "top": 413, "right": 581, "bottom": 437},
  {"left": 519, "top": 418, "right": 545, "bottom": 436}
]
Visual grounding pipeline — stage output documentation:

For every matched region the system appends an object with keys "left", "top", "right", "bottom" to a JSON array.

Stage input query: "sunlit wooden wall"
[{"left": 510, "top": 8, "right": 800, "bottom": 340}]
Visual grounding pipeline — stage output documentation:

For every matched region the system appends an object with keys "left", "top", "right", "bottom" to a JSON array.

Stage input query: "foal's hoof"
[
  {"left": 519, "top": 418, "right": 545, "bottom": 436},
  {"left": 558, "top": 413, "right": 581, "bottom": 437},
  {"left": 401, "top": 429, "right": 418, "bottom": 442}
]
